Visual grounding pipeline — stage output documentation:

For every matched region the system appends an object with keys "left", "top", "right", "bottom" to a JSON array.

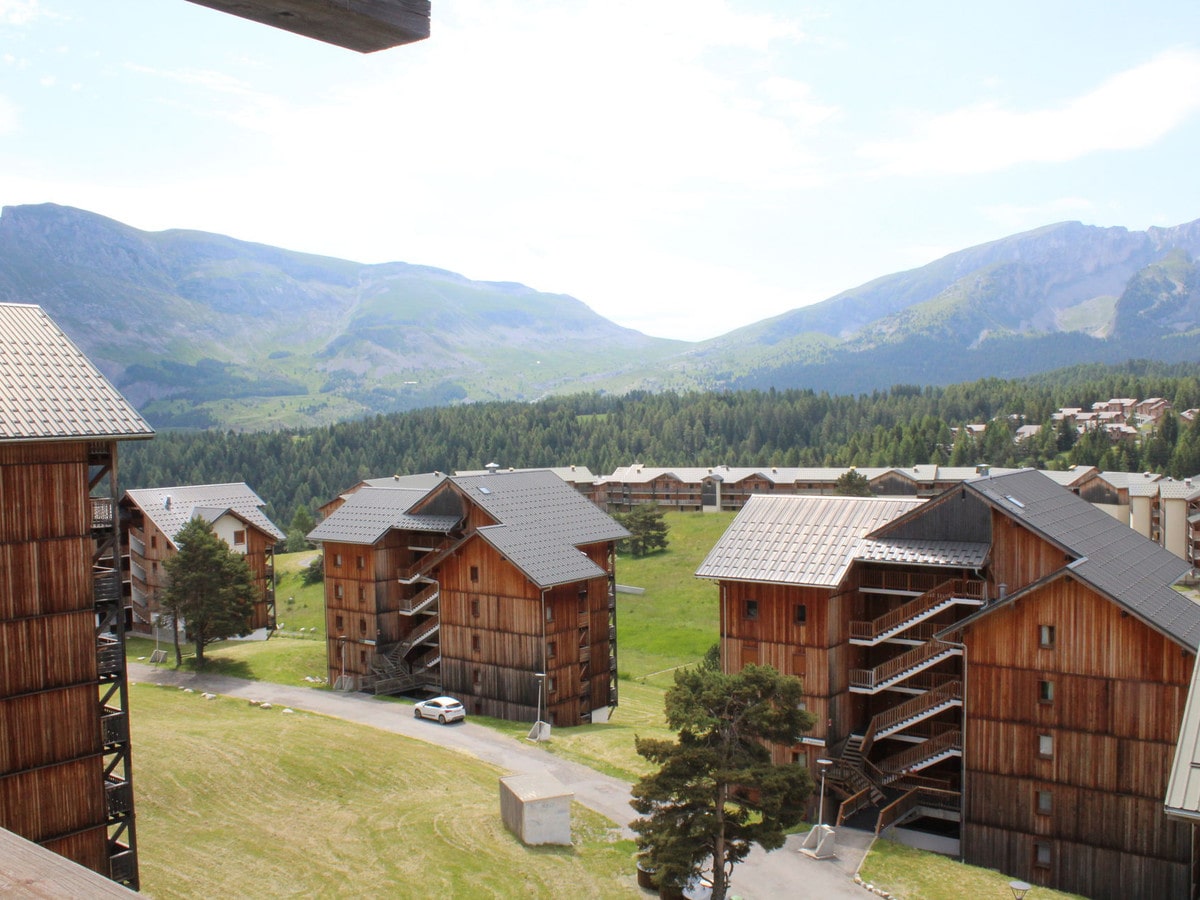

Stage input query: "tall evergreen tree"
[
  {"left": 631, "top": 664, "right": 814, "bottom": 900},
  {"left": 161, "top": 517, "right": 256, "bottom": 666}
]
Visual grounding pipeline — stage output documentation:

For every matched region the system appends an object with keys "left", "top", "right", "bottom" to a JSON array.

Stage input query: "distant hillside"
[
  {"left": 2, "top": 204, "right": 1200, "bottom": 428},
  {"left": 0, "top": 204, "right": 684, "bottom": 428},
  {"left": 677, "top": 219, "right": 1200, "bottom": 392}
]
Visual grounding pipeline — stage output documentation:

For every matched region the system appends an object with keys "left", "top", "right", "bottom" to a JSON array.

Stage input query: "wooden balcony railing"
[
  {"left": 850, "top": 580, "right": 986, "bottom": 643},
  {"left": 851, "top": 641, "right": 961, "bottom": 692}
]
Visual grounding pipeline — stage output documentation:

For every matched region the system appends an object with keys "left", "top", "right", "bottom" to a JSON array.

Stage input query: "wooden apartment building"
[
  {"left": 699, "top": 469, "right": 1200, "bottom": 899},
  {"left": 120, "top": 483, "right": 284, "bottom": 637},
  {"left": 309, "top": 469, "right": 629, "bottom": 726},
  {"left": 0, "top": 303, "right": 153, "bottom": 889}
]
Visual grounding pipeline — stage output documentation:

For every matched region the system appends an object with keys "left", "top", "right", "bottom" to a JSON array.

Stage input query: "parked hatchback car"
[{"left": 413, "top": 696, "right": 466, "bottom": 724}]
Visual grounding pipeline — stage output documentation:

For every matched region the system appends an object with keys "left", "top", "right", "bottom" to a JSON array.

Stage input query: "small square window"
[
  {"left": 1034, "top": 841, "right": 1052, "bottom": 868},
  {"left": 1038, "top": 680, "right": 1054, "bottom": 703},
  {"left": 1038, "top": 733, "right": 1054, "bottom": 758},
  {"left": 1039, "top": 624, "right": 1056, "bottom": 648},
  {"left": 233, "top": 529, "right": 247, "bottom": 545},
  {"left": 745, "top": 599, "right": 759, "bottom": 620},
  {"left": 1036, "top": 790, "right": 1053, "bottom": 815}
]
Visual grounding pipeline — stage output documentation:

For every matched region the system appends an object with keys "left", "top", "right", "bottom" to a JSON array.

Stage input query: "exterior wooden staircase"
[
  {"left": 850, "top": 579, "right": 985, "bottom": 646},
  {"left": 397, "top": 534, "right": 465, "bottom": 583},
  {"left": 850, "top": 639, "right": 962, "bottom": 694}
]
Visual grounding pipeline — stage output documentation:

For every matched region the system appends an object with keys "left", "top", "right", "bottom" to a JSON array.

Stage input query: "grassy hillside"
[{"left": 130, "top": 684, "right": 637, "bottom": 899}]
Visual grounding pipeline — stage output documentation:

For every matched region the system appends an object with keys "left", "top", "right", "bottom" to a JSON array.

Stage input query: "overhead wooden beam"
[{"left": 183, "top": 0, "right": 431, "bottom": 53}]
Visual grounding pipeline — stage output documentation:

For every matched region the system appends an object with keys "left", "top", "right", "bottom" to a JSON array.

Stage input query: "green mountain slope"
[{"left": 3, "top": 203, "right": 1200, "bottom": 428}]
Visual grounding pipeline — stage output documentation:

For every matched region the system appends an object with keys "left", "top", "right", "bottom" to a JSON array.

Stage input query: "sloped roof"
[
  {"left": 856, "top": 537, "right": 989, "bottom": 568},
  {"left": 125, "top": 483, "right": 284, "bottom": 547},
  {"left": 1158, "top": 479, "right": 1200, "bottom": 501},
  {"left": 455, "top": 465, "right": 597, "bottom": 486},
  {"left": 307, "top": 486, "right": 460, "bottom": 544},
  {"left": 696, "top": 495, "right": 924, "bottom": 588},
  {"left": 1037, "top": 466, "right": 1097, "bottom": 488},
  {"left": 0, "top": 302, "right": 153, "bottom": 443},
  {"left": 962, "top": 469, "right": 1199, "bottom": 649},
  {"left": 1166, "top": 669, "right": 1200, "bottom": 823},
  {"left": 447, "top": 470, "right": 629, "bottom": 588}
]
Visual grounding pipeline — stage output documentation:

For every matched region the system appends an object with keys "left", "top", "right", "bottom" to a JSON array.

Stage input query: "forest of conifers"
[{"left": 121, "top": 361, "right": 1200, "bottom": 534}]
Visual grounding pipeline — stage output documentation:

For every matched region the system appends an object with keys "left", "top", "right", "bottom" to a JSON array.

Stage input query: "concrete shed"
[{"left": 499, "top": 773, "right": 573, "bottom": 846}]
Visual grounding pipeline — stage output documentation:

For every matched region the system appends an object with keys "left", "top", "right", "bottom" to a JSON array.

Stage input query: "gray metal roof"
[
  {"left": 1037, "top": 466, "right": 1097, "bottom": 488},
  {"left": 1158, "top": 479, "right": 1200, "bottom": 501},
  {"left": 967, "top": 469, "right": 1200, "bottom": 650},
  {"left": 446, "top": 470, "right": 629, "bottom": 588},
  {"left": 0, "top": 302, "right": 153, "bottom": 443},
  {"left": 308, "top": 486, "right": 460, "bottom": 544},
  {"left": 696, "top": 495, "right": 924, "bottom": 587},
  {"left": 125, "top": 483, "right": 284, "bottom": 547},
  {"left": 361, "top": 472, "right": 449, "bottom": 491},
  {"left": 855, "top": 537, "right": 990, "bottom": 568}
]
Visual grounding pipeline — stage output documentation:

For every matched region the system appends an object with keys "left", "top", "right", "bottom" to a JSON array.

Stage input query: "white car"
[{"left": 413, "top": 696, "right": 466, "bottom": 724}]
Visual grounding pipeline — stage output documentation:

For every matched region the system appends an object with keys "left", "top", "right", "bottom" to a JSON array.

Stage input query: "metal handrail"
[{"left": 850, "top": 579, "right": 986, "bottom": 642}]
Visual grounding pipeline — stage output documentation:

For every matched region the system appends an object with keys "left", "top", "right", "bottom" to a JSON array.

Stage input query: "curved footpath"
[{"left": 128, "top": 663, "right": 871, "bottom": 899}]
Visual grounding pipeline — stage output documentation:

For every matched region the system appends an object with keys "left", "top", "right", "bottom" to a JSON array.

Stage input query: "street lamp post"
[{"left": 816, "top": 758, "right": 833, "bottom": 827}]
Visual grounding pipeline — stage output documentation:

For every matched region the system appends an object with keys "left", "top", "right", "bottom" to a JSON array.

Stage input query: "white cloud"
[
  {"left": 0, "top": 0, "right": 40, "bottom": 25},
  {"left": 859, "top": 48, "right": 1200, "bottom": 176}
]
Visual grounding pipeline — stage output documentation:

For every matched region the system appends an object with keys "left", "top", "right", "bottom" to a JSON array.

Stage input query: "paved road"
[{"left": 129, "top": 663, "right": 873, "bottom": 898}]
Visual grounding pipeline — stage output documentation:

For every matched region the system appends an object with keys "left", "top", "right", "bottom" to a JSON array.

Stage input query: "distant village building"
[
  {"left": 0, "top": 303, "right": 152, "bottom": 889},
  {"left": 698, "top": 469, "right": 1199, "bottom": 899},
  {"left": 309, "top": 470, "right": 628, "bottom": 726},
  {"left": 120, "top": 484, "right": 285, "bottom": 638}
]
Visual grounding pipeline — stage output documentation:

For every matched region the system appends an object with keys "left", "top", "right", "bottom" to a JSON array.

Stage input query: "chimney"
[{"left": 485, "top": 462, "right": 499, "bottom": 475}]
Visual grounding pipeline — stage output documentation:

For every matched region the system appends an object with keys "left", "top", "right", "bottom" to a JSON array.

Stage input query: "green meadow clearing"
[{"left": 128, "top": 511, "right": 1078, "bottom": 898}]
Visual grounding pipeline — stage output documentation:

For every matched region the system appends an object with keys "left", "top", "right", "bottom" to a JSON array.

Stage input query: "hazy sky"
[{"left": 3, "top": 2, "right": 1200, "bottom": 340}]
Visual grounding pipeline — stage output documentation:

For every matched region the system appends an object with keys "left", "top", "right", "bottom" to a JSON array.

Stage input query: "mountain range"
[{"left": 1, "top": 203, "right": 1198, "bottom": 429}]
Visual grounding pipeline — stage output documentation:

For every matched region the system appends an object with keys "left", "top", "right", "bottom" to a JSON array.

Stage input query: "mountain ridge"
[{"left": 1, "top": 203, "right": 1199, "bottom": 428}]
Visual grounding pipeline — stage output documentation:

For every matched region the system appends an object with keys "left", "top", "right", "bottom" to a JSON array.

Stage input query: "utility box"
[{"left": 499, "top": 773, "right": 573, "bottom": 846}]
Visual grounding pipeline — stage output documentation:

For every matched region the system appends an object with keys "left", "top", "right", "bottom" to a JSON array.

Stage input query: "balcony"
[
  {"left": 101, "top": 707, "right": 129, "bottom": 745},
  {"left": 105, "top": 776, "right": 134, "bottom": 817},
  {"left": 97, "top": 637, "right": 124, "bottom": 677}
]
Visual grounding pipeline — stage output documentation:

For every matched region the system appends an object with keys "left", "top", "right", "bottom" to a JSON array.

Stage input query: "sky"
[{"left": 3, "top": 2, "right": 1200, "bottom": 341}]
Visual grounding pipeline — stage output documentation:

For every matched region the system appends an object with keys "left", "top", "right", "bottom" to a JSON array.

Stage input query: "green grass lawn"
[
  {"left": 130, "top": 683, "right": 638, "bottom": 899},
  {"left": 859, "top": 840, "right": 1085, "bottom": 900}
]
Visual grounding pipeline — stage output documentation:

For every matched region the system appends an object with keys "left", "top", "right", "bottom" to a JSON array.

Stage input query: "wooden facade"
[
  {"left": 121, "top": 485, "right": 282, "bottom": 637},
  {"left": 0, "top": 440, "right": 138, "bottom": 888},
  {"left": 706, "top": 471, "right": 1199, "bottom": 898},
  {"left": 316, "top": 472, "right": 624, "bottom": 726}
]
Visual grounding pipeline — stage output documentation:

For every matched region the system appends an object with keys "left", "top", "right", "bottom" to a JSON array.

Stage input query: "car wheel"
[
  {"left": 438, "top": 714, "right": 446, "bottom": 724},
  {"left": 414, "top": 708, "right": 422, "bottom": 718}
]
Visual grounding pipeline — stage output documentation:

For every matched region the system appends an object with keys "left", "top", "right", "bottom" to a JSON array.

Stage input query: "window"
[
  {"left": 797, "top": 699, "right": 807, "bottom": 711},
  {"left": 1038, "top": 733, "right": 1054, "bottom": 758},
  {"left": 335, "top": 615, "right": 344, "bottom": 631},
  {"left": 547, "top": 641, "right": 557, "bottom": 659},
  {"left": 359, "top": 618, "right": 367, "bottom": 635},
  {"left": 545, "top": 604, "right": 554, "bottom": 623},
  {"left": 359, "top": 650, "right": 367, "bottom": 665},
  {"left": 150, "top": 535, "right": 157, "bottom": 549},
  {"left": 233, "top": 529, "right": 246, "bottom": 546},
  {"left": 794, "top": 603, "right": 807, "bottom": 625},
  {"left": 1034, "top": 842, "right": 1052, "bottom": 868},
  {"left": 1038, "top": 680, "right": 1054, "bottom": 703},
  {"left": 356, "top": 555, "right": 365, "bottom": 570},
  {"left": 1036, "top": 790, "right": 1053, "bottom": 815},
  {"left": 745, "top": 599, "right": 759, "bottom": 620},
  {"left": 547, "top": 676, "right": 557, "bottom": 694},
  {"left": 470, "top": 566, "right": 479, "bottom": 582},
  {"left": 334, "top": 553, "right": 343, "bottom": 567},
  {"left": 1039, "top": 624, "right": 1056, "bottom": 648},
  {"left": 471, "top": 634, "right": 481, "bottom": 652},
  {"left": 358, "top": 586, "right": 366, "bottom": 602},
  {"left": 335, "top": 584, "right": 344, "bottom": 600},
  {"left": 473, "top": 669, "right": 481, "bottom": 686},
  {"left": 471, "top": 598, "right": 480, "bottom": 618}
]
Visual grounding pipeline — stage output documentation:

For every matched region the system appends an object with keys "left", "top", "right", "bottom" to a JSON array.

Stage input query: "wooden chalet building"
[
  {"left": 120, "top": 483, "right": 285, "bottom": 636},
  {"left": 699, "top": 469, "right": 1200, "bottom": 899},
  {"left": 0, "top": 303, "right": 153, "bottom": 889},
  {"left": 309, "top": 469, "right": 629, "bottom": 726}
]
